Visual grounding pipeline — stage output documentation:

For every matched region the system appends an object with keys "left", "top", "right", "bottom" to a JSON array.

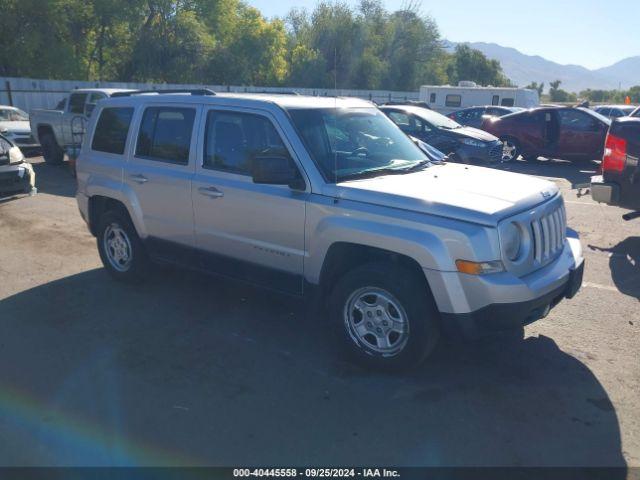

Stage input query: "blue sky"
[{"left": 247, "top": 0, "right": 640, "bottom": 69}]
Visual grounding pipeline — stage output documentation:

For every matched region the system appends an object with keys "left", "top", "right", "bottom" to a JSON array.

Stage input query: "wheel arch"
[
  {"left": 318, "top": 242, "right": 432, "bottom": 297},
  {"left": 88, "top": 195, "right": 138, "bottom": 237},
  {"left": 36, "top": 124, "right": 55, "bottom": 143}
]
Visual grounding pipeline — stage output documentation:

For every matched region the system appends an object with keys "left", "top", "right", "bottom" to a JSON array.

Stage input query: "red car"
[{"left": 482, "top": 107, "right": 611, "bottom": 162}]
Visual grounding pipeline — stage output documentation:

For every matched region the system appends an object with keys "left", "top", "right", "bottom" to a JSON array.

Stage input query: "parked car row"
[
  {"left": 74, "top": 89, "right": 584, "bottom": 370},
  {"left": 448, "top": 106, "right": 524, "bottom": 128}
]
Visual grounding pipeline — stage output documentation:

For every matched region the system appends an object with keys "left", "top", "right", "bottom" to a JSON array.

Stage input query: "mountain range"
[{"left": 445, "top": 41, "right": 640, "bottom": 92}]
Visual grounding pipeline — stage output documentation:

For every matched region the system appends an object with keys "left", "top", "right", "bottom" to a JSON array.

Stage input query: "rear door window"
[
  {"left": 136, "top": 107, "right": 196, "bottom": 165},
  {"left": 91, "top": 107, "right": 134, "bottom": 155}
]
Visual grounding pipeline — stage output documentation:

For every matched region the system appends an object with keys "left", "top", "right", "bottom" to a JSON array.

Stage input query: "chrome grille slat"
[
  {"left": 550, "top": 210, "right": 560, "bottom": 252},
  {"left": 529, "top": 200, "right": 566, "bottom": 268},
  {"left": 532, "top": 220, "right": 542, "bottom": 262}
]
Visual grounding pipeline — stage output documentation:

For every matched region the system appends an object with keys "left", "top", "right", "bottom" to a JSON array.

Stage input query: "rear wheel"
[
  {"left": 500, "top": 137, "right": 520, "bottom": 162},
  {"left": 40, "top": 133, "right": 64, "bottom": 165},
  {"left": 96, "top": 210, "right": 149, "bottom": 282},
  {"left": 329, "top": 262, "right": 440, "bottom": 370}
]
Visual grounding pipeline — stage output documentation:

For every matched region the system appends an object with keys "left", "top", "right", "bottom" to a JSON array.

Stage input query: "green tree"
[
  {"left": 549, "top": 79, "right": 577, "bottom": 102},
  {"left": 449, "top": 44, "right": 511, "bottom": 87},
  {"left": 525, "top": 81, "right": 545, "bottom": 96}
]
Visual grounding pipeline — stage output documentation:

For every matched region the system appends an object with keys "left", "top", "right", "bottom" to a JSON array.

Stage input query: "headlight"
[
  {"left": 459, "top": 138, "right": 486, "bottom": 148},
  {"left": 8, "top": 146, "right": 24, "bottom": 165},
  {"left": 502, "top": 222, "right": 522, "bottom": 261}
]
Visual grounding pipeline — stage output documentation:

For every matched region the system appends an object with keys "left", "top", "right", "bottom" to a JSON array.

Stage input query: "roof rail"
[
  {"left": 243, "top": 90, "right": 300, "bottom": 96},
  {"left": 111, "top": 89, "right": 216, "bottom": 98}
]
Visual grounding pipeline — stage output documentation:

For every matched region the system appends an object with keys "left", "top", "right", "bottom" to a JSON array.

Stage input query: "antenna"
[{"left": 334, "top": 46, "right": 338, "bottom": 187}]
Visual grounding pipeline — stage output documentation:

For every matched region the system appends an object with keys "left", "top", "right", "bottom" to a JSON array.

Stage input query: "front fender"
[{"left": 304, "top": 196, "right": 500, "bottom": 284}]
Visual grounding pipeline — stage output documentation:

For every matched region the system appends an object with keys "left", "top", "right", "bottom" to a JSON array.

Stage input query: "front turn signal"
[{"left": 455, "top": 259, "right": 505, "bottom": 275}]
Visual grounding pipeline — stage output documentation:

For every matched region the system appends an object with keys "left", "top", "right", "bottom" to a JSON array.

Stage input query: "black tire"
[
  {"left": 96, "top": 209, "right": 149, "bottom": 283},
  {"left": 499, "top": 136, "right": 520, "bottom": 162},
  {"left": 40, "top": 132, "right": 64, "bottom": 165},
  {"left": 329, "top": 262, "right": 440, "bottom": 370}
]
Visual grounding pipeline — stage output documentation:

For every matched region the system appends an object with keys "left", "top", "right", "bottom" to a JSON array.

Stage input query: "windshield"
[
  {"left": 0, "top": 108, "right": 28, "bottom": 122},
  {"left": 288, "top": 108, "right": 429, "bottom": 181},
  {"left": 410, "top": 108, "right": 462, "bottom": 129}
]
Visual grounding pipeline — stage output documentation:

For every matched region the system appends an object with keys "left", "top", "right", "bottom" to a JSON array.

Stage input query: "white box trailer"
[{"left": 419, "top": 82, "right": 539, "bottom": 114}]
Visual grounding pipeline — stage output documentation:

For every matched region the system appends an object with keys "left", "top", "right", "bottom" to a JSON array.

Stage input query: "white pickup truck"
[{"left": 30, "top": 88, "right": 131, "bottom": 164}]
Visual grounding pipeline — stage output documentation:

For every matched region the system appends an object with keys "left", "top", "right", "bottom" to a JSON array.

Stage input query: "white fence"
[{"left": 0, "top": 76, "right": 420, "bottom": 112}]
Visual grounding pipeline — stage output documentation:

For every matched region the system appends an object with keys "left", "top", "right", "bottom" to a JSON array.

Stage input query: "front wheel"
[
  {"left": 97, "top": 210, "right": 149, "bottom": 282},
  {"left": 329, "top": 262, "right": 440, "bottom": 370},
  {"left": 500, "top": 137, "right": 520, "bottom": 162}
]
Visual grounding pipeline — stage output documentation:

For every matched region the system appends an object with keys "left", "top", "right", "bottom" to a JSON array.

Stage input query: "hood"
[
  {"left": 0, "top": 121, "right": 31, "bottom": 134},
  {"left": 450, "top": 126, "right": 499, "bottom": 143},
  {"left": 329, "top": 163, "right": 559, "bottom": 226}
]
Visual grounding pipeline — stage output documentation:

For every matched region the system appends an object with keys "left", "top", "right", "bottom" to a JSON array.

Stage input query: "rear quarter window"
[{"left": 91, "top": 107, "right": 134, "bottom": 155}]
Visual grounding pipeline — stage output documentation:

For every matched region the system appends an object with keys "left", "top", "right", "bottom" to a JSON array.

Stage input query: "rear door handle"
[
  {"left": 130, "top": 173, "right": 148, "bottom": 184},
  {"left": 198, "top": 186, "right": 224, "bottom": 198}
]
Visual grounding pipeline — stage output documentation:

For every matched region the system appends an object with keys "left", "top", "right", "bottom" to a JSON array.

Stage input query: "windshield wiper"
[
  {"left": 404, "top": 159, "right": 431, "bottom": 172},
  {"left": 336, "top": 162, "right": 427, "bottom": 181}
]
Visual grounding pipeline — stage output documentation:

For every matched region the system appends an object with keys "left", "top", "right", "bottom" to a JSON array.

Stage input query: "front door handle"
[
  {"left": 130, "top": 173, "right": 148, "bottom": 184},
  {"left": 198, "top": 186, "right": 224, "bottom": 198}
]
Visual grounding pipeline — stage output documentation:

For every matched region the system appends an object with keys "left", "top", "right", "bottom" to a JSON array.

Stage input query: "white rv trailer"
[{"left": 419, "top": 81, "right": 539, "bottom": 114}]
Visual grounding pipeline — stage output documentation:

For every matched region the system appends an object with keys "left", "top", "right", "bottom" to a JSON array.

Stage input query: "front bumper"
[
  {"left": 454, "top": 140, "right": 503, "bottom": 164},
  {"left": 0, "top": 162, "right": 36, "bottom": 196},
  {"left": 440, "top": 260, "right": 583, "bottom": 339},
  {"left": 590, "top": 175, "right": 619, "bottom": 206},
  {"left": 424, "top": 233, "right": 584, "bottom": 339}
]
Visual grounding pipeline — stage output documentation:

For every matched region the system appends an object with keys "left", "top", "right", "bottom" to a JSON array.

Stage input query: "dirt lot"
[{"left": 0, "top": 157, "right": 638, "bottom": 468}]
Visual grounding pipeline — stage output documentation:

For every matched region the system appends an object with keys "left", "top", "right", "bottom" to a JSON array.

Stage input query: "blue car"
[{"left": 381, "top": 105, "right": 505, "bottom": 164}]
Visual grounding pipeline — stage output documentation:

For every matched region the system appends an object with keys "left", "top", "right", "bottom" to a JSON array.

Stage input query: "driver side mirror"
[{"left": 251, "top": 155, "right": 305, "bottom": 191}]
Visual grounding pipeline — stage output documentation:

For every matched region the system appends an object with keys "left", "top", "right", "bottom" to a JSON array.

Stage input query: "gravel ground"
[{"left": 0, "top": 157, "right": 638, "bottom": 469}]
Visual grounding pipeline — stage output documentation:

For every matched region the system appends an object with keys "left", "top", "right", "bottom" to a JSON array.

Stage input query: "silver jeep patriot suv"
[{"left": 76, "top": 90, "right": 584, "bottom": 369}]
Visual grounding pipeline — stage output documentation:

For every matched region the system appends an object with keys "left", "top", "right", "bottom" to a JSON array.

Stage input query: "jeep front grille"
[{"left": 530, "top": 202, "right": 566, "bottom": 265}]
